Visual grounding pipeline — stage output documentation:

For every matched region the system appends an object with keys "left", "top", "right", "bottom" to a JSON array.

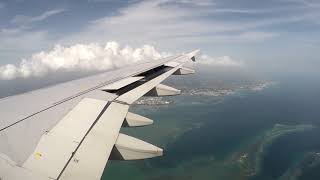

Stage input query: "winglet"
[{"left": 186, "top": 49, "right": 200, "bottom": 61}]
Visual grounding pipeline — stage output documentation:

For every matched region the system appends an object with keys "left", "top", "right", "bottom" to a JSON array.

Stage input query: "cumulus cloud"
[
  {"left": 0, "top": 41, "right": 242, "bottom": 80},
  {"left": 0, "top": 41, "right": 162, "bottom": 80},
  {"left": 197, "top": 55, "right": 242, "bottom": 67}
]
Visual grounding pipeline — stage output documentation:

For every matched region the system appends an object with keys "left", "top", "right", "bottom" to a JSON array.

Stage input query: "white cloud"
[
  {"left": 197, "top": 55, "right": 243, "bottom": 67},
  {"left": 165, "top": 0, "right": 215, "bottom": 6},
  {"left": 0, "top": 40, "right": 240, "bottom": 80},
  {"left": 282, "top": 0, "right": 320, "bottom": 7},
  {"left": 169, "top": 31, "right": 278, "bottom": 44},
  {"left": 11, "top": 9, "right": 66, "bottom": 25},
  {"left": 62, "top": 0, "right": 282, "bottom": 49},
  {"left": 2, "top": 0, "right": 317, "bottom": 74},
  {"left": 0, "top": 41, "right": 163, "bottom": 80},
  {"left": 3, "top": 0, "right": 316, "bottom": 66}
]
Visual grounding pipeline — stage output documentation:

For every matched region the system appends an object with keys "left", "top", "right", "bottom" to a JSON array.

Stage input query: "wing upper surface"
[
  {"left": 0, "top": 50, "right": 199, "bottom": 180},
  {"left": 0, "top": 56, "right": 175, "bottom": 164}
]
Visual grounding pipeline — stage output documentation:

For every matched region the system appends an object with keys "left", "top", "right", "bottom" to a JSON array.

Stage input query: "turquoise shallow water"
[{"left": 102, "top": 79, "right": 320, "bottom": 180}]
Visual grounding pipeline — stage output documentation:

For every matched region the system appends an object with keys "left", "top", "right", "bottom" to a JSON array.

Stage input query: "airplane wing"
[{"left": 0, "top": 49, "right": 199, "bottom": 180}]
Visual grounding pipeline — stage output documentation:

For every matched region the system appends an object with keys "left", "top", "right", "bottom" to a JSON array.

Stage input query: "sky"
[{"left": 0, "top": 0, "right": 319, "bottom": 80}]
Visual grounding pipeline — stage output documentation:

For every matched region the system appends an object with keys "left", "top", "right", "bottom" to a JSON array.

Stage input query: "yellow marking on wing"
[{"left": 35, "top": 152, "right": 42, "bottom": 160}]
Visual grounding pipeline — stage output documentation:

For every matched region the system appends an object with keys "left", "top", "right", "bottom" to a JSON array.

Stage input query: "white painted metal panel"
[
  {"left": 0, "top": 90, "right": 116, "bottom": 166},
  {"left": 23, "top": 98, "right": 108, "bottom": 179},
  {"left": 173, "top": 67, "right": 195, "bottom": 75},
  {"left": 185, "top": 49, "right": 200, "bottom": 59},
  {"left": 0, "top": 56, "right": 176, "bottom": 165},
  {"left": 59, "top": 102, "right": 129, "bottom": 180},
  {"left": 99, "top": 76, "right": 144, "bottom": 91},
  {"left": 112, "top": 133, "right": 163, "bottom": 160},
  {"left": 123, "top": 112, "right": 153, "bottom": 127},
  {"left": 0, "top": 56, "right": 175, "bottom": 131},
  {"left": 0, "top": 50, "right": 200, "bottom": 180},
  {"left": 146, "top": 84, "right": 181, "bottom": 96},
  {"left": 0, "top": 153, "right": 48, "bottom": 180},
  {"left": 165, "top": 61, "right": 180, "bottom": 67}
]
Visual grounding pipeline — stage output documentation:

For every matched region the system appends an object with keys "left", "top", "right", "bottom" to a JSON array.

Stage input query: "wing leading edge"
[{"left": 0, "top": 49, "right": 200, "bottom": 180}]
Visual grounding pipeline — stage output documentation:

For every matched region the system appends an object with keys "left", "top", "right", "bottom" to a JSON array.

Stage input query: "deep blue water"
[{"left": 103, "top": 76, "right": 320, "bottom": 180}]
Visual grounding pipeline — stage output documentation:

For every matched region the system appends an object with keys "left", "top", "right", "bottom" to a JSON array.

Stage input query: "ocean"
[{"left": 102, "top": 77, "right": 320, "bottom": 180}]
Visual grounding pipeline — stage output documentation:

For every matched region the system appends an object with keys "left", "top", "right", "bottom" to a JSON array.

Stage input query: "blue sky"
[{"left": 0, "top": 0, "right": 319, "bottom": 75}]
